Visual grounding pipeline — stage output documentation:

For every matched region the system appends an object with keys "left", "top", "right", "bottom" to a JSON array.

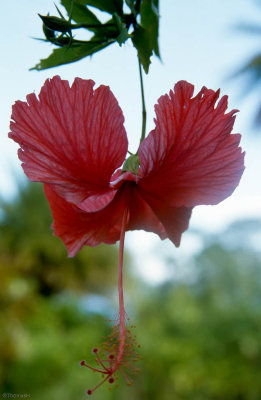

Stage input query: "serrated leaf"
[
  {"left": 132, "top": 26, "right": 152, "bottom": 73},
  {"left": 131, "top": 0, "right": 160, "bottom": 73},
  {"left": 92, "top": 17, "right": 119, "bottom": 40},
  {"left": 61, "top": 0, "right": 101, "bottom": 31},
  {"left": 126, "top": 0, "right": 136, "bottom": 14},
  {"left": 113, "top": 13, "right": 130, "bottom": 45},
  {"left": 80, "top": 0, "right": 123, "bottom": 15},
  {"left": 115, "top": 26, "right": 129, "bottom": 45},
  {"left": 39, "top": 13, "right": 114, "bottom": 36},
  {"left": 140, "top": 0, "right": 160, "bottom": 57},
  {"left": 39, "top": 15, "right": 76, "bottom": 33},
  {"left": 54, "top": 4, "right": 67, "bottom": 19},
  {"left": 42, "top": 23, "right": 57, "bottom": 41},
  {"left": 30, "top": 40, "right": 114, "bottom": 71},
  {"left": 61, "top": 0, "right": 124, "bottom": 38}
]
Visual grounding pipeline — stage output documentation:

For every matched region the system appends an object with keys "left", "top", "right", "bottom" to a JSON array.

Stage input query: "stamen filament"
[
  {"left": 88, "top": 375, "right": 110, "bottom": 395},
  {"left": 94, "top": 352, "right": 110, "bottom": 372},
  {"left": 81, "top": 362, "right": 108, "bottom": 375},
  {"left": 119, "top": 366, "right": 132, "bottom": 385}
]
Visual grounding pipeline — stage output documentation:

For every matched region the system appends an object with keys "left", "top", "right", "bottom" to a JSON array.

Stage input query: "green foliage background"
[{"left": 1, "top": 182, "right": 261, "bottom": 399}]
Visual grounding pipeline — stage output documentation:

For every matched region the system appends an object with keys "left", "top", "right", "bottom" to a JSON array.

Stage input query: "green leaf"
[
  {"left": 89, "top": 14, "right": 126, "bottom": 43},
  {"left": 115, "top": 26, "right": 130, "bottom": 45},
  {"left": 140, "top": 0, "right": 160, "bottom": 57},
  {"left": 113, "top": 13, "right": 130, "bottom": 46},
  {"left": 30, "top": 40, "right": 114, "bottom": 71},
  {"left": 55, "top": 4, "right": 67, "bottom": 19},
  {"left": 131, "top": 0, "right": 160, "bottom": 73},
  {"left": 61, "top": 0, "right": 102, "bottom": 31},
  {"left": 39, "top": 14, "right": 76, "bottom": 33},
  {"left": 61, "top": 1, "right": 126, "bottom": 39},
  {"left": 132, "top": 26, "right": 152, "bottom": 73},
  {"left": 126, "top": 0, "right": 136, "bottom": 15},
  {"left": 78, "top": 0, "right": 123, "bottom": 16},
  {"left": 39, "top": 13, "right": 114, "bottom": 35},
  {"left": 42, "top": 23, "right": 57, "bottom": 42}
]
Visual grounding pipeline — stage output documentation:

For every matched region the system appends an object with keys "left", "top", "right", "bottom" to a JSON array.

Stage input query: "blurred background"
[{"left": 1, "top": 0, "right": 261, "bottom": 399}]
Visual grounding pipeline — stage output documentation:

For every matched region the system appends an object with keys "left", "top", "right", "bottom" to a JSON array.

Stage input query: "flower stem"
[{"left": 138, "top": 58, "right": 147, "bottom": 145}]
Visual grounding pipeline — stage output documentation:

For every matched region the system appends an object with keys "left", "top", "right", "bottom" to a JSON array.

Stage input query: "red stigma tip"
[
  {"left": 92, "top": 348, "right": 99, "bottom": 353},
  {"left": 80, "top": 360, "right": 85, "bottom": 366},
  {"left": 109, "top": 377, "right": 115, "bottom": 384},
  {"left": 87, "top": 389, "right": 92, "bottom": 396},
  {"left": 109, "top": 354, "right": 115, "bottom": 359}
]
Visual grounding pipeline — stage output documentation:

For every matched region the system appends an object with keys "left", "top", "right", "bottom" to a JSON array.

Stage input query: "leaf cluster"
[{"left": 32, "top": 0, "right": 160, "bottom": 73}]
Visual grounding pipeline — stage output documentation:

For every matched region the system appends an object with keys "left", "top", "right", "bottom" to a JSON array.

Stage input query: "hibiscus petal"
[
  {"left": 138, "top": 81, "right": 245, "bottom": 207},
  {"left": 127, "top": 186, "right": 167, "bottom": 239},
  {"left": 9, "top": 76, "right": 128, "bottom": 204},
  {"left": 44, "top": 184, "right": 127, "bottom": 257},
  {"left": 78, "top": 190, "right": 117, "bottom": 213},
  {"left": 153, "top": 203, "right": 192, "bottom": 247},
  {"left": 136, "top": 193, "right": 192, "bottom": 246}
]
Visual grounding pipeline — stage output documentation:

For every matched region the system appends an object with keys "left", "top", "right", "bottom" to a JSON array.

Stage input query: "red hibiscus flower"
[
  {"left": 9, "top": 76, "right": 245, "bottom": 393},
  {"left": 9, "top": 76, "right": 245, "bottom": 256}
]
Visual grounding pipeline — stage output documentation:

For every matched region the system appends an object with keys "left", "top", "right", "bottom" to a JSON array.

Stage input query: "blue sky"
[{"left": 1, "top": 0, "right": 261, "bottom": 282}]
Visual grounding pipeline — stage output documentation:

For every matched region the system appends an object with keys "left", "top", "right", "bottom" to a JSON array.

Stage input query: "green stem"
[{"left": 138, "top": 58, "right": 147, "bottom": 145}]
